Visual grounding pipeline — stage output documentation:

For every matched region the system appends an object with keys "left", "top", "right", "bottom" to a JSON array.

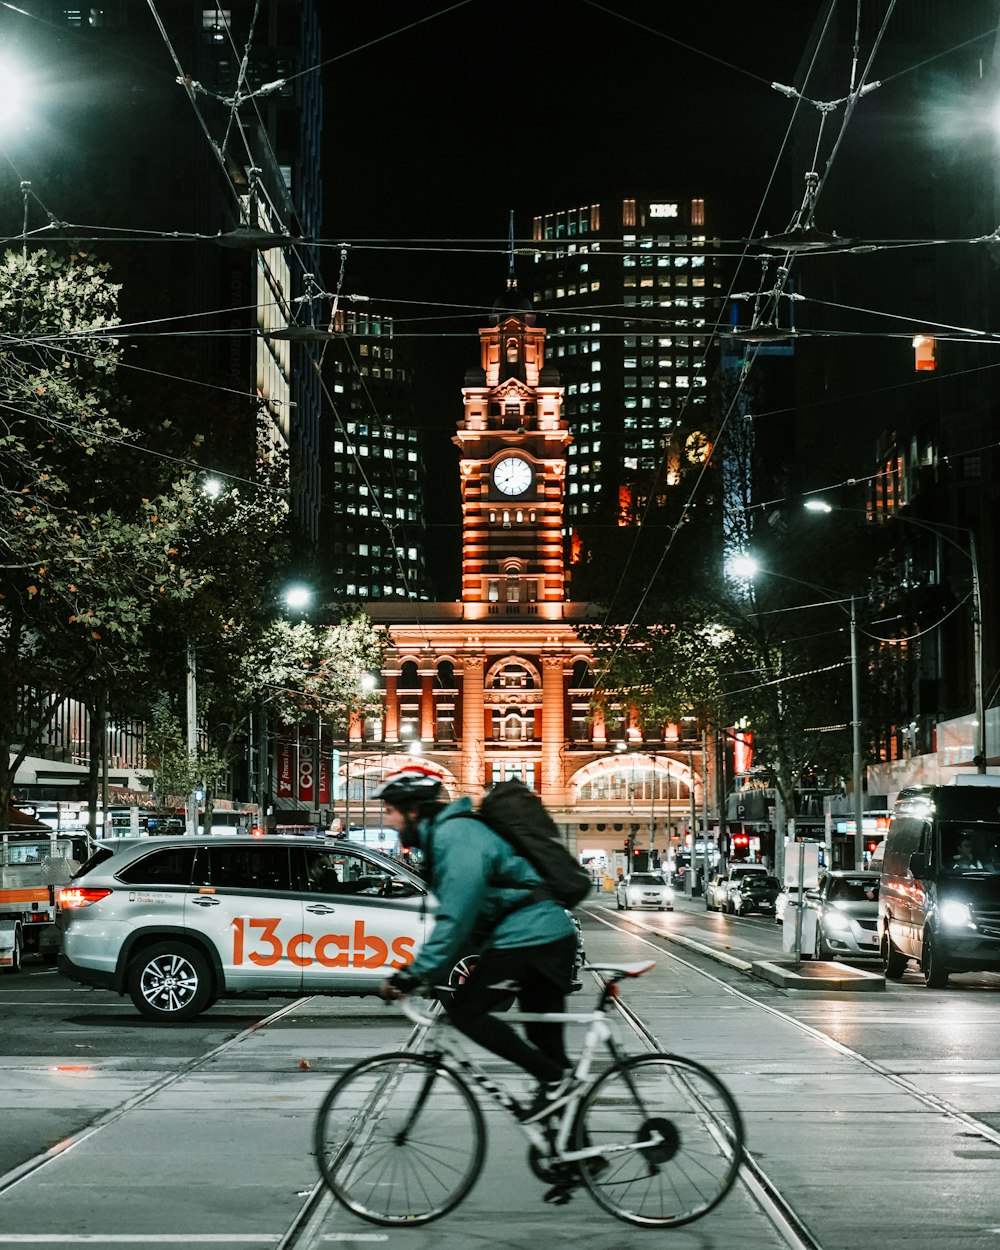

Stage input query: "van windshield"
[{"left": 941, "top": 822, "right": 1000, "bottom": 875}]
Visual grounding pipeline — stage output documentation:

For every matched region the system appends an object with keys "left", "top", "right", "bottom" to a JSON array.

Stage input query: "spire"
[{"left": 492, "top": 212, "right": 535, "bottom": 326}]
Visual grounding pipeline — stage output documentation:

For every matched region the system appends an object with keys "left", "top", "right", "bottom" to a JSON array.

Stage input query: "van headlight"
[{"left": 938, "top": 900, "right": 975, "bottom": 929}]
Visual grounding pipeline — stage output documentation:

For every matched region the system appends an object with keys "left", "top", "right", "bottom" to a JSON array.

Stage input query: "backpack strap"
[{"left": 436, "top": 810, "right": 551, "bottom": 911}]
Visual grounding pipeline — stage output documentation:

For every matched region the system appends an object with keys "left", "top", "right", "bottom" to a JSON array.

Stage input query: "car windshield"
[
  {"left": 748, "top": 876, "right": 781, "bottom": 890},
  {"left": 827, "top": 876, "right": 879, "bottom": 903},
  {"left": 629, "top": 874, "right": 663, "bottom": 885},
  {"left": 941, "top": 822, "right": 1000, "bottom": 874}
]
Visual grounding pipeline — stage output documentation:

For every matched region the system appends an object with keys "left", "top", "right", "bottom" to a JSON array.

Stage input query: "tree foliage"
[{"left": 0, "top": 249, "right": 212, "bottom": 816}]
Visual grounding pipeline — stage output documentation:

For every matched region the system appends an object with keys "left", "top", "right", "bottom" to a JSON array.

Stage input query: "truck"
[{"left": 0, "top": 830, "right": 95, "bottom": 972}]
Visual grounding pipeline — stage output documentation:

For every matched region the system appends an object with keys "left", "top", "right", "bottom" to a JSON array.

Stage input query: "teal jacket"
[{"left": 408, "top": 796, "right": 576, "bottom": 983}]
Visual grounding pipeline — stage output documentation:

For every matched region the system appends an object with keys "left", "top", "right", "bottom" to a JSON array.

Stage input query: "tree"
[
  {"left": 584, "top": 576, "right": 859, "bottom": 868},
  {"left": 0, "top": 249, "right": 210, "bottom": 822}
]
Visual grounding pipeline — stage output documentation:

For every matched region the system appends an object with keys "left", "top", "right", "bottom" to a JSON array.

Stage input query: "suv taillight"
[{"left": 58, "top": 887, "right": 112, "bottom": 909}]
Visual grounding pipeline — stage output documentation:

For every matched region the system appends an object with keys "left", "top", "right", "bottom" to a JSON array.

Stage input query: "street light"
[
  {"left": 283, "top": 584, "right": 313, "bottom": 613},
  {"left": 805, "top": 500, "right": 985, "bottom": 774},
  {"left": 728, "top": 554, "right": 865, "bottom": 870}
]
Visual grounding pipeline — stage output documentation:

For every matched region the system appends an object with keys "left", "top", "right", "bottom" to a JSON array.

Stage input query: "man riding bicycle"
[{"left": 374, "top": 766, "right": 580, "bottom": 1122}]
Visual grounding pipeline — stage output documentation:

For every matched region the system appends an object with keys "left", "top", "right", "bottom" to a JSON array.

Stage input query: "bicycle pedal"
[{"left": 543, "top": 1183, "right": 576, "bottom": 1206}]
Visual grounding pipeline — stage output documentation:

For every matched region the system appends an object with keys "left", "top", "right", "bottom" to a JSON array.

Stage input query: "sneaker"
[{"left": 518, "top": 1075, "right": 582, "bottom": 1124}]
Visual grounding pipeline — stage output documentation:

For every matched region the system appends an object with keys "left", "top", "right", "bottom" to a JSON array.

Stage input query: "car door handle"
[
  {"left": 305, "top": 904, "right": 337, "bottom": 915},
  {"left": 190, "top": 896, "right": 221, "bottom": 907}
]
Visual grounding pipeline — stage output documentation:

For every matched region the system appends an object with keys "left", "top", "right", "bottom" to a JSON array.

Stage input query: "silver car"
[
  {"left": 58, "top": 835, "right": 585, "bottom": 1022},
  {"left": 803, "top": 870, "right": 881, "bottom": 960},
  {"left": 615, "top": 871, "right": 674, "bottom": 912},
  {"left": 58, "top": 836, "right": 437, "bottom": 1022}
]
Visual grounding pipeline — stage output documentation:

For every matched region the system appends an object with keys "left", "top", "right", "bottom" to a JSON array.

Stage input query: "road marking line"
[{"left": 0, "top": 1238, "right": 282, "bottom": 1244}]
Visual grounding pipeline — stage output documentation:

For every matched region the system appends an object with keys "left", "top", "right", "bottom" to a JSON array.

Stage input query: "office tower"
[
  {"left": 529, "top": 196, "right": 722, "bottom": 596},
  {"left": 324, "top": 308, "right": 431, "bottom": 601}
]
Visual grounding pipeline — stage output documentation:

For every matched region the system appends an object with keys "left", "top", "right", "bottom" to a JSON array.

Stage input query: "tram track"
[
  {"left": 0, "top": 996, "right": 311, "bottom": 1200},
  {"left": 6, "top": 912, "right": 996, "bottom": 1248},
  {"left": 594, "top": 908, "right": 1000, "bottom": 1249},
  {"left": 0, "top": 945, "right": 835, "bottom": 1250}
]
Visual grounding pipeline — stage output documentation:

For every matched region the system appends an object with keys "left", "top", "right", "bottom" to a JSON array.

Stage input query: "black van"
[{"left": 879, "top": 783, "right": 1000, "bottom": 987}]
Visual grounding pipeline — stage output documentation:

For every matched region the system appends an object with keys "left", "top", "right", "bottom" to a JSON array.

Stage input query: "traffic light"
[{"left": 866, "top": 840, "right": 879, "bottom": 855}]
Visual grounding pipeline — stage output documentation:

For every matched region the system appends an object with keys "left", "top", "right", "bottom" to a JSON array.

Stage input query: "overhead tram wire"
[
  {"left": 585, "top": 0, "right": 841, "bottom": 689},
  {"left": 0, "top": 397, "right": 278, "bottom": 497},
  {"left": 276, "top": 0, "right": 477, "bottom": 90},
  {"left": 4, "top": 219, "right": 997, "bottom": 261},
  {"left": 217, "top": 0, "right": 264, "bottom": 164}
]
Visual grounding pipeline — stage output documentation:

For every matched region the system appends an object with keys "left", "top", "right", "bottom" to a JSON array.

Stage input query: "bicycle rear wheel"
[
  {"left": 314, "top": 1051, "right": 486, "bottom": 1226},
  {"left": 573, "top": 1053, "right": 743, "bottom": 1227}
]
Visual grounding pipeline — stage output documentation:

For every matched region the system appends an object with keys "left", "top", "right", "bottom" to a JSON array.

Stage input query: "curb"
[
  {"left": 751, "top": 959, "right": 885, "bottom": 991},
  {"left": 598, "top": 904, "right": 887, "bottom": 990}
]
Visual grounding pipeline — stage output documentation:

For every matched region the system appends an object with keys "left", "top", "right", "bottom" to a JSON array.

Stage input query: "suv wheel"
[
  {"left": 128, "top": 942, "right": 214, "bottom": 1022},
  {"left": 449, "top": 953, "right": 514, "bottom": 1010},
  {"left": 448, "top": 953, "right": 478, "bottom": 990}
]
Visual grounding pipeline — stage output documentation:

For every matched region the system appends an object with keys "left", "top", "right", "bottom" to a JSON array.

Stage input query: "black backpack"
[{"left": 474, "top": 780, "right": 592, "bottom": 910}]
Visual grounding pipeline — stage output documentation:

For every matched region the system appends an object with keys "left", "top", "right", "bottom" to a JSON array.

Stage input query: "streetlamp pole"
[
  {"left": 185, "top": 640, "right": 198, "bottom": 836},
  {"left": 970, "top": 531, "right": 986, "bottom": 773},
  {"left": 729, "top": 553, "right": 866, "bottom": 867},
  {"left": 850, "top": 596, "right": 864, "bottom": 867}
]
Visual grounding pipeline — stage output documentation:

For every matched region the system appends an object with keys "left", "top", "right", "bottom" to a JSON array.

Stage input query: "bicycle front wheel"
[
  {"left": 574, "top": 1053, "right": 743, "bottom": 1228},
  {"left": 314, "top": 1051, "right": 486, "bottom": 1226}
]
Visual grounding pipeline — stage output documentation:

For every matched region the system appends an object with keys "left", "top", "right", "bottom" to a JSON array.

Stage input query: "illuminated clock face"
[{"left": 493, "top": 456, "right": 532, "bottom": 496}]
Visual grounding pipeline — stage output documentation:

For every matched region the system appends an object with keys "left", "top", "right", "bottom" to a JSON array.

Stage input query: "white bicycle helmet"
[{"left": 372, "top": 767, "right": 444, "bottom": 805}]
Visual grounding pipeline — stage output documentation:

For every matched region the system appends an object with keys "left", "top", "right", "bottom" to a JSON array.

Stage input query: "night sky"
[{"left": 316, "top": 1, "right": 824, "bottom": 585}]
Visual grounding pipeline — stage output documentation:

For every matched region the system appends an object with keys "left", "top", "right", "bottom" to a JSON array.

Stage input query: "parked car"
[
  {"left": 57, "top": 836, "right": 585, "bottom": 1022},
  {"left": 729, "top": 874, "right": 781, "bottom": 916},
  {"left": 705, "top": 873, "right": 730, "bottom": 912},
  {"left": 775, "top": 883, "right": 803, "bottom": 926},
  {"left": 616, "top": 871, "right": 674, "bottom": 911},
  {"left": 802, "top": 870, "right": 881, "bottom": 960},
  {"left": 707, "top": 863, "right": 768, "bottom": 914}
]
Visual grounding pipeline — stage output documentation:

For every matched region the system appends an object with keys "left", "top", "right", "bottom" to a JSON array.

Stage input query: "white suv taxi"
[
  {"left": 58, "top": 836, "right": 436, "bottom": 1022},
  {"left": 58, "top": 835, "right": 586, "bottom": 1022}
]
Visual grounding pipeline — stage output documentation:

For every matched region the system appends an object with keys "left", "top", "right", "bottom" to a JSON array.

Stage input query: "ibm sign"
[{"left": 649, "top": 203, "right": 679, "bottom": 218}]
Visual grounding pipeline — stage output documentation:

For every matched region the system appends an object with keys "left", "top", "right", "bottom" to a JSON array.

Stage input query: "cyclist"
[{"left": 373, "top": 766, "right": 581, "bottom": 1122}]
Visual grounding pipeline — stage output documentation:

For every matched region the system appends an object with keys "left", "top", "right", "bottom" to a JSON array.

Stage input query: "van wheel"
[
  {"left": 923, "top": 929, "right": 949, "bottom": 989},
  {"left": 882, "top": 930, "right": 907, "bottom": 979},
  {"left": 128, "top": 942, "right": 214, "bottom": 1022}
]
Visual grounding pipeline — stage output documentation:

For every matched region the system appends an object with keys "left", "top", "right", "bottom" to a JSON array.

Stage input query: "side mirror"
[{"left": 908, "top": 851, "right": 927, "bottom": 878}]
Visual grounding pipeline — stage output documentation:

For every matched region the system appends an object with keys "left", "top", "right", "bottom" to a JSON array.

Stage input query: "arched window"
[
  {"left": 437, "top": 660, "right": 455, "bottom": 688},
  {"left": 399, "top": 660, "right": 420, "bottom": 689},
  {"left": 571, "top": 660, "right": 593, "bottom": 688}
]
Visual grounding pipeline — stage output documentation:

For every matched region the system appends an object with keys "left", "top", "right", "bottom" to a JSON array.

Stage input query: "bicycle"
[{"left": 313, "top": 959, "right": 744, "bottom": 1228}]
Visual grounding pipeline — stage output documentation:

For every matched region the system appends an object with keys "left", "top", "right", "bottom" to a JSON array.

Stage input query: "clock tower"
[{"left": 454, "top": 277, "right": 570, "bottom": 620}]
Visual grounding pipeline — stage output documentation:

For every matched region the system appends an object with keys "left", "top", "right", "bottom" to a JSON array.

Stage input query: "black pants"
[{"left": 445, "top": 934, "right": 577, "bottom": 1084}]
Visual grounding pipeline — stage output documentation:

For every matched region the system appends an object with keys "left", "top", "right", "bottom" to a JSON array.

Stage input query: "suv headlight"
[
  {"left": 938, "top": 900, "right": 975, "bottom": 929},
  {"left": 823, "top": 911, "right": 851, "bottom": 933}
]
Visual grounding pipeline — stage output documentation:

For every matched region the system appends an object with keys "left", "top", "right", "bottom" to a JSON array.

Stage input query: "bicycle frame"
[
  {"left": 399, "top": 997, "right": 659, "bottom": 1165},
  {"left": 316, "top": 959, "right": 744, "bottom": 1230}
]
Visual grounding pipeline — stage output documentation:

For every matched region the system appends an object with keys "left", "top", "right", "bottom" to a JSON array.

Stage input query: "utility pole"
[{"left": 185, "top": 640, "right": 198, "bottom": 836}]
